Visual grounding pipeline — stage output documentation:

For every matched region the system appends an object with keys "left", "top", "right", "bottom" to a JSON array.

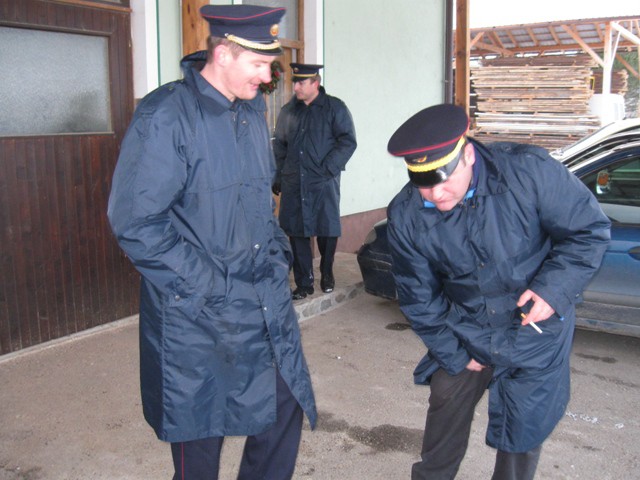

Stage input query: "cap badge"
[{"left": 270, "top": 24, "right": 279, "bottom": 37}]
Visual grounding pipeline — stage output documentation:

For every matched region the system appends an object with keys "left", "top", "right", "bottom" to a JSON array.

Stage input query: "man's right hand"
[{"left": 466, "top": 358, "right": 486, "bottom": 371}]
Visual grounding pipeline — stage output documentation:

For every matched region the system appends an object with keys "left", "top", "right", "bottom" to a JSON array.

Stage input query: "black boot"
[
  {"left": 320, "top": 274, "right": 335, "bottom": 293},
  {"left": 292, "top": 286, "right": 314, "bottom": 300}
]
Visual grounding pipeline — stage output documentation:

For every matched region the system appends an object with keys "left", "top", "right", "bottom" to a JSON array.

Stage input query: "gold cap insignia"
[{"left": 270, "top": 24, "right": 279, "bottom": 37}]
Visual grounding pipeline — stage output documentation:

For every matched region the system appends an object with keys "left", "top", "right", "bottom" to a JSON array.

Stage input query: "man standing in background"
[{"left": 273, "top": 63, "right": 357, "bottom": 300}]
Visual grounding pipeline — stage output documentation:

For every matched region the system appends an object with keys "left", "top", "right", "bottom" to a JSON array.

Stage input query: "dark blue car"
[{"left": 357, "top": 120, "right": 640, "bottom": 337}]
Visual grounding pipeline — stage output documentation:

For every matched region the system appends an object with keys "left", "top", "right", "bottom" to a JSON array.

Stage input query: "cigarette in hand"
[{"left": 520, "top": 312, "right": 542, "bottom": 334}]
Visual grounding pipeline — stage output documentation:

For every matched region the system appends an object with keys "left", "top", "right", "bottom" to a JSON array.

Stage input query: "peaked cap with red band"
[
  {"left": 290, "top": 63, "right": 324, "bottom": 82},
  {"left": 387, "top": 104, "right": 470, "bottom": 187},
  {"left": 200, "top": 4, "right": 285, "bottom": 55}
]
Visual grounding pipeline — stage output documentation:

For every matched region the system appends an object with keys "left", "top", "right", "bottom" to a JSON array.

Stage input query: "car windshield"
[
  {"left": 562, "top": 135, "right": 640, "bottom": 169},
  {"left": 552, "top": 119, "right": 640, "bottom": 164}
]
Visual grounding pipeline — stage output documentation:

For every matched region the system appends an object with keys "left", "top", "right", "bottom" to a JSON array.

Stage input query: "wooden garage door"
[{"left": 0, "top": 0, "right": 138, "bottom": 354}]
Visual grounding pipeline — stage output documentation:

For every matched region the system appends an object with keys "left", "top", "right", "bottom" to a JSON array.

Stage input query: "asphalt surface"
[{"left": 1, "top": 254, "right": 639, "bottom": 479}]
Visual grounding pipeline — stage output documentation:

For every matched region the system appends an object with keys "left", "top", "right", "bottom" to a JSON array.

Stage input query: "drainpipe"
[{"left": 444, "top": 0, "right": 454, "bottom": 103}]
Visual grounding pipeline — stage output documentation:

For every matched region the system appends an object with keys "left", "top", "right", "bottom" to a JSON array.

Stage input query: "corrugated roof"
[{"left": 458, "top": 16, "right": 640, "bottom": 59}]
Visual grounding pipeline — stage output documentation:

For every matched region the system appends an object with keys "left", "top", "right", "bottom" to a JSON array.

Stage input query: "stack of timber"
[
  {"left": 592, "top": 69, "right": 629, "bottom": 96},
  {"left": 470, "top": 56, "right": 602, "bottom": 150}
]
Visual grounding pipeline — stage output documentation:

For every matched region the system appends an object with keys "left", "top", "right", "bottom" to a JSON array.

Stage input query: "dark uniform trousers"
[
  {"left": 171, "top": 369, "right": 303, "bottom": 480},
  {"left": 290, "top": 236, "right": 338, "bottom": 289},
  {"left": 411, "top": 367, "right": 541, "bottom": 480}
]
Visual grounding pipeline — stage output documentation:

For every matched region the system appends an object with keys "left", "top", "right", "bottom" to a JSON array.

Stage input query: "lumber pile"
[
  {"left": 592, "top": 69, "right": 629, "bottom": 96},
  {"left": 470, "top": 56, "right": 603, "bottom": 150}
]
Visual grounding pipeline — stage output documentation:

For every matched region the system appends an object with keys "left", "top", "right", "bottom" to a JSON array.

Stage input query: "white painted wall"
[
  {"left": 157, "top": 1, "right": 183, "bottom": 84},
  {"left": 130, "top": 0, "right": 159, "bottom": 99},
  {"left": 324, "top": 0, "right": 447, "bottom": 215},
  {"left": 303, "top": 0, "right": 324, "bottom": 63}
]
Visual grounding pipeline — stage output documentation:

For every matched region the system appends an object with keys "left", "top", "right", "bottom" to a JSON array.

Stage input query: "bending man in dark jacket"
[
  {"left": 386, "top": 104, "right": 610, "bottom": 480},
  {"left": 107, "top": 6, "right": 316, "bottom": 479},
  {"left": 273, "top": 63, "right": 357, "bottom": 299}
]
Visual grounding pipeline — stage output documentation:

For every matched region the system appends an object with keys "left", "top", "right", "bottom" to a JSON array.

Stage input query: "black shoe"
[
  {"left": 321, "top": 275, "right": 335, "bottom": 293},
  {"left": 292, "top": 286, "right": 314, "bottom": 300}
]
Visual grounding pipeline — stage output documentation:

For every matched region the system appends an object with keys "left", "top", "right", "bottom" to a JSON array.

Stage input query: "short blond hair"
[{"left": 206, "top": 36, "right": 245, "bottom": 62}]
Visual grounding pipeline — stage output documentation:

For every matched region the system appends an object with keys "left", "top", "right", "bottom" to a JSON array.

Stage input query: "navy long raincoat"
[
  {"left": 107, "top": 52, "right": 317, "bottom": 442},
  {"left": 273, "top": 87, "right": 357, "bottom": 237},
  {"left": 387, "top": 140, "right": 610, "bottom": 452}
]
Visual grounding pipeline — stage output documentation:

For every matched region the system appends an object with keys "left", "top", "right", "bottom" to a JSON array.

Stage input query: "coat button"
[{"left": 174, "top": 295, "right": 181, "bottom": 301}]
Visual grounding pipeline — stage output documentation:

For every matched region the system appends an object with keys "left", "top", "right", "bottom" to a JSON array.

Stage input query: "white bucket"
[{"left": 589, "top": 94, "right": 626, "bottom": 126}]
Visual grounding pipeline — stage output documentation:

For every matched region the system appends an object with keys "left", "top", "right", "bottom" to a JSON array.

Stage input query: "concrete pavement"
[{"left": 1, "top": 253, "right": 639, "bottom": 479}]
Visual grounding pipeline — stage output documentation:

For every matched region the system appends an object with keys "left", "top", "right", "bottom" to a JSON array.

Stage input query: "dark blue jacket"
[
  {"left": 273, "top": 87, "right": 356, "bottom": 237},
  {"left": 107, "top": 52, "right": 317, "bottom": 442},
  {"left": 387, "top": 140, "right": 610, "bottom": 451}
]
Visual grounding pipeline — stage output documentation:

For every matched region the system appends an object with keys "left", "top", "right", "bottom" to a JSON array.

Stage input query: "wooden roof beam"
[
  {"left": 489, "top": 31, "right": 506, "bottom": 49},
  {"left": 474, "top": 40, "right": 515, "bottom": 57},
  {"left": 525, "top": 27, "right": 539, "bottom": 46},
  {"left": 594, "top": 22, "right": 605, "bottom": 42},
  {"left": 561, "top": 24, "right": 604, "bottom": 68},
  {"left": 549, "top": 26, "right": 562, "bottom": 45},
  {"left": 470, "top": 31, "right": 485, "bottom": 48}
]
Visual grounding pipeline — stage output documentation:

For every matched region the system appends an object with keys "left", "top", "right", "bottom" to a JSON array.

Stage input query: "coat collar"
[
  {"left": 467, "top": 138, "right": 510, "bottom": 198},
  {"left": 291, "top": 85, "right": 328, "bottom": 108}
]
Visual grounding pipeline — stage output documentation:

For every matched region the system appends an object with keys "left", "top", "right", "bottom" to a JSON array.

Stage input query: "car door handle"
[{"left": 630, "top": 247, "right": 640, "bottom": 261}]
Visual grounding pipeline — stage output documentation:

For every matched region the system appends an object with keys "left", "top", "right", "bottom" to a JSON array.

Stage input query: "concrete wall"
[
  {"left": 323, "top": 0, "right": 446, "bottom": 217},
  {"left": 157, "top": 1, "right": 183, "bottom": 84},
  {"left": 130, "top": 0, "right": 158, "bottom": 100}
]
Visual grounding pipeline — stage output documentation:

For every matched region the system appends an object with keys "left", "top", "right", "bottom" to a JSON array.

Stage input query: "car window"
[
  {"left": 580, "top": 157, "right": 640, "bottom": 225},
  {"left": 562, "top": 136, "right": 640, "bottom": 169}
]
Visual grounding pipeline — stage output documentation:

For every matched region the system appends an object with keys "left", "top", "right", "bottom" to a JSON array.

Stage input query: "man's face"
[
  {"left": 418, "top": 145, "right": 475, "bottom": 211},
  {"left": 293, "top": 78, "right": 319, "bottom": 105},
  {"left": 220, "top": 49, "right": 274, "bottom": 101}
]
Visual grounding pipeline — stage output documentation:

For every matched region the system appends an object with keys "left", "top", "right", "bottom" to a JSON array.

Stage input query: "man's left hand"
[{"left": 516, "top": 289, "right": 555, "bottom": 326}]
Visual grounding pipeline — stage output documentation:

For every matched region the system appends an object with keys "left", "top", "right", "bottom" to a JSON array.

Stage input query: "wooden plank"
[{"left": 469, "top": 56, "right": 603, "bottom": 151}]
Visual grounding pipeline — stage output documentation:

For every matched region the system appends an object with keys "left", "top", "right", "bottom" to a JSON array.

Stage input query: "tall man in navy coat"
[
  {"left": 108, "top": 6, "right": 316, "bottom": 479},
  {"left": 386, "top": 104, "right": 610, "bottom": 480}
]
